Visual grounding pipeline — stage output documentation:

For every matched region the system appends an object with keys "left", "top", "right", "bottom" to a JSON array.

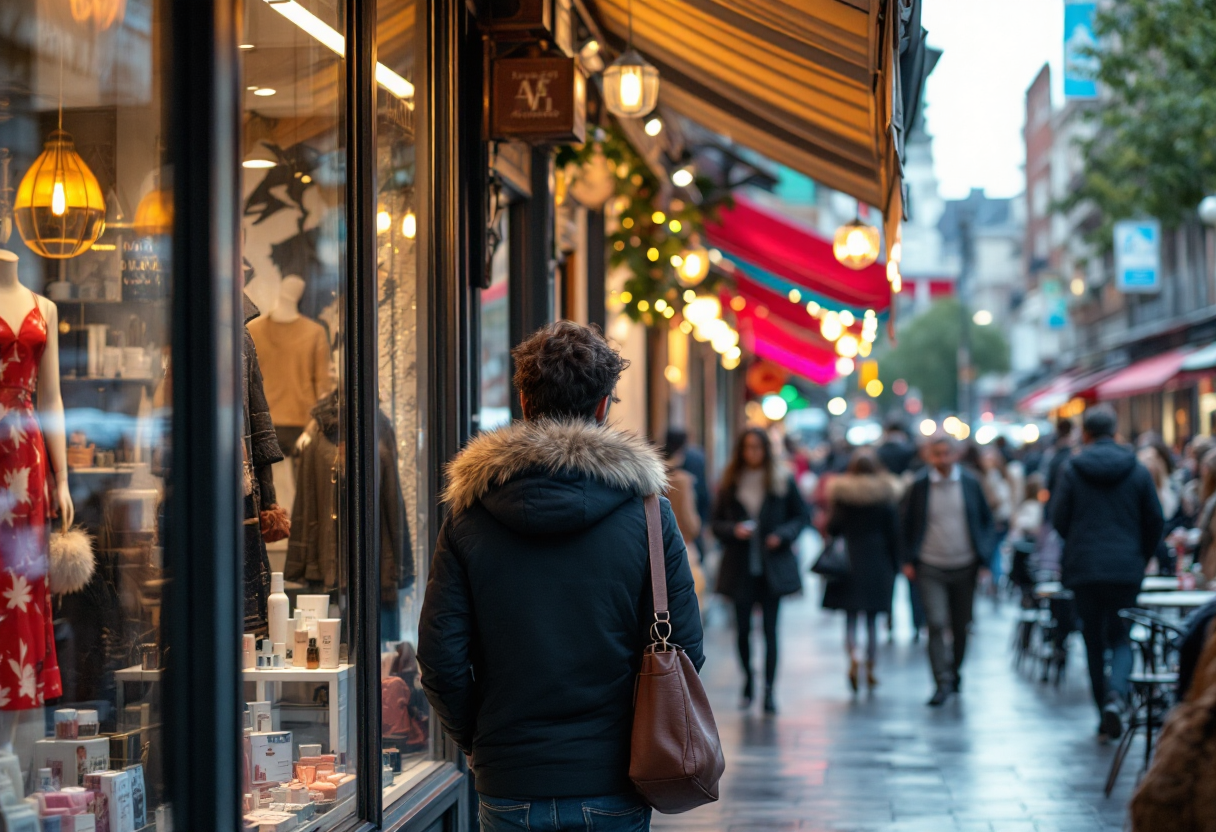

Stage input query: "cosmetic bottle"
[
  {"left": 53, "top": 709, "right": 78, "bottom": 740},
  {"left": 267, "top": 572, "right": 290, "bottom": 648},
  {"left": 293, "top": 620, "right": 309, "bottom": 668},
  {"left": 318, "top": 619, "right": 340, "bottom": 669},
  {"left": 307, "top": 638, "right": 320, "bottom": 669},
  {"left": 243, "top": 633, "right": 257, "bottom": 669}
]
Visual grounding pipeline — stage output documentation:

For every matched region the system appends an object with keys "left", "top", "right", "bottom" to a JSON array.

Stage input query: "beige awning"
[{"left": 588, "top": 0, "right": 903, "bottom": 232}]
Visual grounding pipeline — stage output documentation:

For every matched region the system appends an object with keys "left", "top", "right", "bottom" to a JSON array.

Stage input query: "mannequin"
[
  {"left": 247, "top": 275, "right": 332, "bottom": 456},
  {"left": 269, "top": 276, "right": 304, "bottom": 323},
  {"left": 0, "top": 249, "right": 72, "bottom": 769}
]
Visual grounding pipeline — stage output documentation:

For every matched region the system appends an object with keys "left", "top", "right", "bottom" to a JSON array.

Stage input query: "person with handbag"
[
  {"left": 821, "top": 448, "right": 903, "bottom": 692},
  {"left": 712, "top": 427, "right": 810, "bottom": 714},
  {"left": 417, "top": 321, "right": 705, "bottom": 831}
]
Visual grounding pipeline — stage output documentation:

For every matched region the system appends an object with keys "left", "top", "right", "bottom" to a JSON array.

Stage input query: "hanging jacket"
[{"left": 243, "top": 295, "right": 283, "bottom": 631}]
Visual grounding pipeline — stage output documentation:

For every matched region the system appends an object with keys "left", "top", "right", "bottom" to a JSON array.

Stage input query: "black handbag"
[{"left": 811, "top": 537, "right": 851, "bottom": 579}]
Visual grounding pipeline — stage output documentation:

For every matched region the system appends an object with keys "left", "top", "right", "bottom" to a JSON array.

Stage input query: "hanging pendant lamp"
[
  {"left": 14, "top": 129, "right": 106, "bottom": 259},
  {"left": 603, "top": 0, "right": 659, "bottom": 118},
  {"left": 832, "top": 217, "right": 880, "bottom": 270}
]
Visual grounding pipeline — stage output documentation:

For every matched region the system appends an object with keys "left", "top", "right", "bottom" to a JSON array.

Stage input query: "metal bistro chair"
[
  {"left": 1008, "top": 541, "right": 1040, "bottom": 671},
  {"left": 1037, "top": 587, "right": 1076, "bottom": 687},
  {"left": 1103, "top": 608, "right": 1184, "bottom": 797}
]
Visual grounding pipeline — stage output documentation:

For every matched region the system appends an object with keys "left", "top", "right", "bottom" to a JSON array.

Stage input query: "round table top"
[
  {"left": 1141, "top": 576, "right": 1181, "bottom": 592},
  {"left": 1135, "top": 590, "right": 1216, "bottom": 609}
]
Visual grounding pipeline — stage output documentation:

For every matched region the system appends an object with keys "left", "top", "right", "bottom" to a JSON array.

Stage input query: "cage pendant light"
[
  {"left": 14, "top": 50, "right": 105, "bottom": 258},
  {"left": 603, "top": 0, "right": 659, "bottom": 118}
]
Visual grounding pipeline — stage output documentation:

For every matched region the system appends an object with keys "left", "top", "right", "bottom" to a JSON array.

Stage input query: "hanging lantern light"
[
  {"left": 14, "top": 129, "right": 105, "bottom": 259},
  {"left": 833, "top": 217, "right": 880, "bottom": 270},
  {"left": 682, "top": 296, "right": 721, "bottom": 328},
  {"left": 134, "top": 177, "right": 173, "bottom": 237},
  {"left": 677, "top": 244, "right": 710, "bottom": 286},
  {"left": 602, "top": 0, "right": 660, "bottom": 118}
]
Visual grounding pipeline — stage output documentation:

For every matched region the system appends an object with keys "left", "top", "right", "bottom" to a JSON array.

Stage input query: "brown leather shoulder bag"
[{"left": 629, "top": 494, "right": 725, "bottom": 813}]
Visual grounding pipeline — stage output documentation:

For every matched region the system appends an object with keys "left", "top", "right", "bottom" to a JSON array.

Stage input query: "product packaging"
[
  {"left": 317, "top": 620, "right": 340, "bottom": 669},
  {"left": 249, "top": 732, "right": 293, "bottom": 785},
  {"left": 55, "top": 710, "right": 79, "bottom": 740},
  {"left": 76, "top": 712, "right": 99, "bottom": 738},
  {"left": 247, "top": 702, "right": 273, "bottom": 734},
  {"left": 267, "top": 573, "right": 289, "bottom": 649},
  {"left": 96, "top": 771, "right": 134, "bottom": 832},
  {"left": 32, "top": 739, "right": 110, "bottom": 789},
  {"left": 123, "top": 766, "right": 145, "bottom": 830},
  {"left": 242, "top": 811, "right": 298, "bottom": 832}
]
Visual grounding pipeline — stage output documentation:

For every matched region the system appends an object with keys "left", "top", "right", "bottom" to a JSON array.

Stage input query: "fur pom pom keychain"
[{"left": 49, "top": 520, "right": 95, "bottom": 595}]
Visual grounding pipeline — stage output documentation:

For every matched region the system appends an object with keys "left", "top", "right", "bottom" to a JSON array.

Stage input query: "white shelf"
[{"left": 114, "top": 664, "right": 352, "bottom": 683}]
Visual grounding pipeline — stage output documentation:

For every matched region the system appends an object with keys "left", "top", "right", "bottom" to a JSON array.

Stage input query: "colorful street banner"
[{"left": 1113, "top": 219, "right": 1161, "bottom": 294}]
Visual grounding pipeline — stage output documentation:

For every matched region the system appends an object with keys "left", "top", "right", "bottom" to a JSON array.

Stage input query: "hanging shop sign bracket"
[{"left": 491, "top": 55, "right": 586, "bottom": 143}]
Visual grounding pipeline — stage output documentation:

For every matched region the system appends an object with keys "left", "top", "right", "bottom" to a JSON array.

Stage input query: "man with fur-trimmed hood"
[{"left": 418, "top": 321, "right": 703, "bottom": 829}]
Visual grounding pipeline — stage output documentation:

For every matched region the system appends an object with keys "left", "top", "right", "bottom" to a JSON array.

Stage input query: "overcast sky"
[{"left": 921, "top": 0, "right": 1065, "bottom": 200}]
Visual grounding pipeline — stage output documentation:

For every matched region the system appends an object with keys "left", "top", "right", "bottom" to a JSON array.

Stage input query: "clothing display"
[
  {"left": 0, "top": 296, "right": 61, "bottom": 710},
  {"left": 247, "top": 316, "right": 333, "bottom": 428},
  {"left": 243, "top": 295, "right": 284, "bottom": 633},
  {"left": 286, "top": 391, "right": 413, "bottom": 604}
]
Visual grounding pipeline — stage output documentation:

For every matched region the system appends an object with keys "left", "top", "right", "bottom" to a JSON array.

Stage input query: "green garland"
[{"left": 557, "top": 124, "right": 732, "bottom": 325}]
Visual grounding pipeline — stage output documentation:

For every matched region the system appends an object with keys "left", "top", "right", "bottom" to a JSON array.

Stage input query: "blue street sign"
[
  {"left": 1064, "top": 2, "right": 1099, "bottom": 100},
  {"left": 1114, "top": 220, "right": 1161, "bottom": 294}
]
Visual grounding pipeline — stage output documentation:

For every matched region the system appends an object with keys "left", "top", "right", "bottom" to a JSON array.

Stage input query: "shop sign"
[
  {"left": 1064, "top": 2, "right": 1099, "bottom": 100},
  {"left": 1113, "top": 219, "right": 1161, "bottom": 294},
  {"left": 1042, "top": 278, "right": 1067, "bottom": 329},
  {"left": 482, "top": 0, "right": 573, "bottom": 55},
  {"left": 491, "top": 57, "right": 585, "bottom": 143}
]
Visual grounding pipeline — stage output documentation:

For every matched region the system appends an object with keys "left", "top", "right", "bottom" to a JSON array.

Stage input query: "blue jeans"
[{"left": 478, "top": 793, "right": 651, "bottom": 831}]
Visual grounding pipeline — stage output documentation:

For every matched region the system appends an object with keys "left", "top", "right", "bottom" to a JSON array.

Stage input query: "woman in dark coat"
[
  {"left": 713, "top": 428, "right": 809, "bottom": 714},
  {"left": 823, "top": 448, "right": 902, "bottom": 692}
]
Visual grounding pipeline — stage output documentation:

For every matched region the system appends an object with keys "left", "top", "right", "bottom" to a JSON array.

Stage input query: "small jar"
[
  {"left": 54, "top": 709, "right": 78, "bottom": 739},
  {"left": 76, "top": 709, "right": 99, "bottom": 737},
  {"left": 140, "top": 643, "right": 160, "bottom": 671}
]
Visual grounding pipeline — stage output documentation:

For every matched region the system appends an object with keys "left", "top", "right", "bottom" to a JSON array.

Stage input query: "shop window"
[
  {"left": 480, "top": 215, "right": 511, "bottom": 432},
  {"left": 375, "top": 0, "right": 436, "bottom": 806},
  {"left": 0, "top": 2, "right": 172, "bottom": 830},
  {"left": 238, "top": 0, "right": 358, "bottom": 826}
]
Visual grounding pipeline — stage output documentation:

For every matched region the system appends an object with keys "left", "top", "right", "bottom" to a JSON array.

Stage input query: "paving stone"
[{"left": 652, "top": 581, "right": 1137, "bottom": 832}]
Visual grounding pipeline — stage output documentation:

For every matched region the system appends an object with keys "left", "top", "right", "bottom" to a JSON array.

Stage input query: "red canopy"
[
  {"left": 705, "top": 197, "right": 891, "bottom": 312},
  {"left": 730, "top": 294, "right": 841, "bottom": 385},
  {"left": 727, "top": 274, "right": 865, "bottom": 339},
  {"left": 1096, "top": 348, "right": 1193, "bottom": 400}
]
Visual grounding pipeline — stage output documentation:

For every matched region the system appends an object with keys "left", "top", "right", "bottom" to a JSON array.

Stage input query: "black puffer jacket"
[
  {"left": 823, "top": 474, "right": 903, "bottom": 614},
  {"left": 418, "top": 419, "right": 704, "bottom": 799},
  {"left": 1052, "top": 438, "right": 1164, "bottom": 588},
  {"left": 711, "top": 472, "right": 810, "bottom": 599}
]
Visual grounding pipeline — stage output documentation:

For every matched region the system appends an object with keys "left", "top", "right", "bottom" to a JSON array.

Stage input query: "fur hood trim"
[
  {"left": 443, "top": 419, "right": 668, "bottom": 512},
  {"left": 828, "top": 473, "right": 903, "bottom": 506}
]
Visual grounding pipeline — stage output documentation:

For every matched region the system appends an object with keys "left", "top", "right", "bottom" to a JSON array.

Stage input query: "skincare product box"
[
  {"left": 32, "top": 739, "right": 110, "bottom": 789},
  {"left": 95, "top": 771, "right": 134, "bottom": 832},
  {"left": 61, "top": 814, "right": 96, "bottom": 832},
  {"left": 122, "top": 766, "right": 145, "bottom": 831},
  {"left": 248, "top": 732, "right": 293, "bottom": 785}
]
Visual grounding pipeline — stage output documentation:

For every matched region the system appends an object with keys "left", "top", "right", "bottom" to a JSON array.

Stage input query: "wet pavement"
[{"left": 656, "top": 579, "right": 1136, "bottom": 831}]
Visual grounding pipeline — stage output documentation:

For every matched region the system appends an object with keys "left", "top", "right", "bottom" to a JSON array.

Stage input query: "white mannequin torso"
[{"left": 269, "top": 275, "right": 305, "bottom": 323}]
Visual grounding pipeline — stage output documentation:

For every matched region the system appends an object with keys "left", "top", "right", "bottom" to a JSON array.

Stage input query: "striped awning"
[{"left": 589, "top": 0, "right": 911, "bottom": 238}]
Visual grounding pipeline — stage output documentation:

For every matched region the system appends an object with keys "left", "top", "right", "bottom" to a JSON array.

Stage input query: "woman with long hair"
[
  {"left": 712, "top": 428, "right": 810, "bottom": 713},
  {"left": 822, "top": 448, "right": 903, "bottom": 692}
]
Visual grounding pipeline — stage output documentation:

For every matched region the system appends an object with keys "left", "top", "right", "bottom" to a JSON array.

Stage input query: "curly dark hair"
[{"left": 511, "top": 321, "right": 629, "bottom": 420}]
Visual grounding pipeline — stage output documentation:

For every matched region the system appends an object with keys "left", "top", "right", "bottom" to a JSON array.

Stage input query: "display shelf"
[
  {"left": 62, "top": 376, "right": 159, "bottom": 384},
  {"left": 114, "top": 664, "right": 352, "bottom": 760}
]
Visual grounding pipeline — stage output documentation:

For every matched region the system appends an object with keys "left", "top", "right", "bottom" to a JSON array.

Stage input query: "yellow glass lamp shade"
[
  {"left": 832, "top": 218, "right": 880, "bottom": 270},
  {"left": 602, "top": 50, "right": 660, "bottom": 118},
  {"left": 15, "top": 130, "right": 106, "bottom": 259},
  {"left": 134, "top": 186, "right": 174, "bottom": 236}
]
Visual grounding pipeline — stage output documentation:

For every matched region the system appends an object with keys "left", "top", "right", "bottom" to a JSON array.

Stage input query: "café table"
[
  {"left": 1134, "top": 590, "right": 1216, "bottom": 612},
  {"left": 1141, "top": 576, "right": 1181, "bottom": 592}
]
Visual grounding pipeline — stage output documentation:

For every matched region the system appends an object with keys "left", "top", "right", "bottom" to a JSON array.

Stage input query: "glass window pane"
[
  {"left": 376, "top": 0, "right": 435, "bottom": 805},
  {"left": 0, "top": 3, "right": 172, "bottom": 830},
  {"left": 239, "top": 0, "right": 356, "bottom": 826},
  {"left": 480, "top": 214, "right": 511, "bottom": 432}
]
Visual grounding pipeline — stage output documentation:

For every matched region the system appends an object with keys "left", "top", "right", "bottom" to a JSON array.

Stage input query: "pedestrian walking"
[
  {"left": 902, "top": 435, "right": 996, "bottom": 706},
  {"left": 822, "top": 448, "right": 903, "bottom": 692},
  {"left": 712, "top": 427, "right": 810, "bottom": 714},
  {"left": 417, "top": 321, "right": 704, "bottom": 831},
  {"left": 1051, "top": 406, "right": 1164, "bottom": 741}
]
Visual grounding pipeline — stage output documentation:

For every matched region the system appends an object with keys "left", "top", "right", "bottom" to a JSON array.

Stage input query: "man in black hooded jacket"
[
  {"left": 418, "top": 321, "right": 703, "bottom": 831},
  {"left": 1053, "top": 406, "right": 1163, "bottom": 741}
]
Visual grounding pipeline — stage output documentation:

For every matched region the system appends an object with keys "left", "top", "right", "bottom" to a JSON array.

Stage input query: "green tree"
[
  {"left": 1063, "top": 0, "right": 1216, "bottom": 245},
  {"left": 877, "top": 299, "right": 1009, "bottom": 414}
]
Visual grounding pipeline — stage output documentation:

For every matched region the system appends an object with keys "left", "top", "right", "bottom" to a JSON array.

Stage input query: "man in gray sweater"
[{"left": 902, "top": 436, "right": 996, "bottom": 706}]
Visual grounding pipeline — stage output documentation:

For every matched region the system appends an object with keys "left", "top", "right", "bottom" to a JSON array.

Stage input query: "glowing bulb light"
[
  {"left": 835, "top": 358, "right": 854, "bottom": 377},
  {"left": 820, "top": 311, "right": 844, "bottom": 342},
  {"left": 401, "top": 210, "right": 417, "bottom": 239},
  {"left": 682, "top": 296, "right": 721, "bottom": 327},
  {"left": 672, "top": 167, "right": 694, "bottom": 188},
  {"left": 835, "top": 334, "right": 859, "bottom": 359},
  {"left": 644, "top": 117, "right": 663, "bottom": 137},
  {"left": 603, "top": 50, "right": 660, "bottom": 117},
  {"left": 833, "top": 217, "right": 880, "bottom": 269},
  {"left": 827, "top": 397, "right": 848, "bottom": 416},
  {"left": 677, "top": 246, "right": 710, "bottom": 286},
  {"left": 376, "top": 210, "right": 391, "bottom": 234}
]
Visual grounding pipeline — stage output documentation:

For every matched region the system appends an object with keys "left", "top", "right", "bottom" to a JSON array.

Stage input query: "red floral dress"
[{"left": 0, "top": 297, "right": 61, "bottom": 710}]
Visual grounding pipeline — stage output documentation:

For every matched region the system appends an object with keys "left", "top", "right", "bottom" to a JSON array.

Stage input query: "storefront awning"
[
  {"left": 1096, "top": 348, "right": 1194, "bottom": 401},
  {"left": 1017, "top": 372, "right": 1081, "bottom": 415},
  {"left": 727, "top": 290, "right": 844, "bottom": 384},
  {"left": 705, "top": 197, "right": 891, "bottom": 312},
  {"left": 1182, "top": 342, "right": 1216, "bottom": 372},
  {"left": 589, "top": 0, "right": 908, "bottom": 228}
]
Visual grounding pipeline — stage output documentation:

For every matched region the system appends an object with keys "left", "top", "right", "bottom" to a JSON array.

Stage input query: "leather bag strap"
[{"left": 644, "top": 494, "right": 669, "bottom": 620}]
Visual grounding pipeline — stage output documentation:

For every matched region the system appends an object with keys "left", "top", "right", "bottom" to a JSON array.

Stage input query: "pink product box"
[{"left": 37, "top": 791, "right": 94, "bottom": 814}]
